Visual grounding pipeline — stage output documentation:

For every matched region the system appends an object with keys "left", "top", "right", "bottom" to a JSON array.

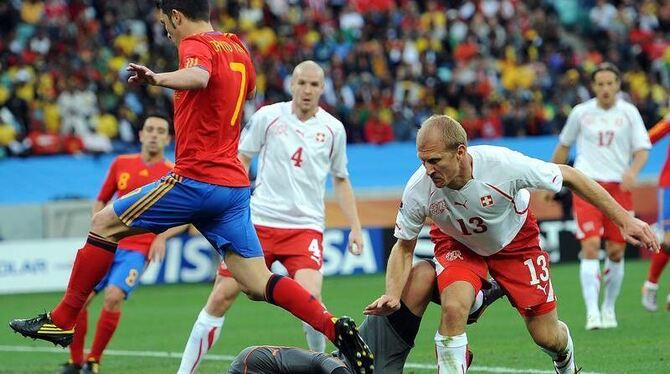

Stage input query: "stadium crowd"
[{"left": 0, "top": 0, "right": 669, "bottom": 157}]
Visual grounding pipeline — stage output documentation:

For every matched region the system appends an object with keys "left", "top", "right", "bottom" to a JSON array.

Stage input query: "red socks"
[
  {"left": 69, "top": 309, "right": 88, "bottom": 365},
  {"left": 51, "top": 233, "right": 117, "bottom": 329},
  {"left": 265, "top": 274, "right": 336, "bottom": 342},
  {"left": 87, "top": 309, "right": 121, "bottom": 363},
  {"left": 648, "top": 249, "right": 670, "bottom": 284}
]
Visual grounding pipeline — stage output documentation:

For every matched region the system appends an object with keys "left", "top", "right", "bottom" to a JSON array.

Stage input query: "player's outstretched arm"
[
  {"left": 365, "top": 238, "right": 417, "bottom": 316},
  {"left": 649, "top": 117, "right": 670, "bottom": 144},
  {"left": 559, "top": 164, "right": 660, "bottom": 252},
  {"left": 127, "top": 63, "right": 210, "bottom": 90},
  {"left": 148, "top": 224, "right": 191, "bottom": 262},
  {"left": 333, "top": 176, "right": 364, "bottom": 255}
]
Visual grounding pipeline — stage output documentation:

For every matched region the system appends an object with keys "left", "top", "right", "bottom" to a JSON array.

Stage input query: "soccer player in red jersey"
[
  {"left": 10, "top": 2, "right": 373, "bottom": 372},
  {"left": 642, "top": 116, "right": 670, "bottom": 312},
  {"left": 58, "top": 114, "right": 185, "bottom": 374}
]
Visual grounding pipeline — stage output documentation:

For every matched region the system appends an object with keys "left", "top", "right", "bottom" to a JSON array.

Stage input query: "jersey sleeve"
[
  {"left": 96, "top": 158, "right": 118, "bottom": 203},
  {"left": 394, "top": 170, "right": 428, "bottom": 240},
  {"left": 500, "top": 148, "right": 564, "bottom": 193},
  {"left": 179, "top": 38, "right": 213, "bottom": 73},
  {"left": 558, "top": 105, "right": 582, "bottom": 146},
  {"left": 330, "top": 125, "right": 349, "bottom": 178},
  {"left": 628, "top": 107, "right": 652, "bottom": 151},
  {"left": 238, "top": 109, "right": 268, "bottom": 158},
  {"left": 649, "top": 117, "right": 670, "bottom": 144}
]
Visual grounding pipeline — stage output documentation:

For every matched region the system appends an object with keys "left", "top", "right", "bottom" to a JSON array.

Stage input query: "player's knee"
[
  {"left": 91, "top": 209, "right": 116, "bottom": 238},
  {"left": 103, "top": 287, "right": 125, "bottom": 311},
  {"left": 607, "top": 251, "right": 624, "bottom": 262},
  {"left": 580, "top": 239, "right": 600, "bottom": 259},
  {"left": 440, "top": 298, "right": 470, "bottom": 324}
]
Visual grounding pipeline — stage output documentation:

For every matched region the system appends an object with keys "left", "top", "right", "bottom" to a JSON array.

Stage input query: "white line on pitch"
[{"left": 0, "top": 345, "right": 603, "bottom": 374}]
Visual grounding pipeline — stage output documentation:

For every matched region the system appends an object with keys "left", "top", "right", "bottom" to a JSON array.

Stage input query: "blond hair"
[{"left": 418, "top": 115, "right": 468, "bottom": 150}]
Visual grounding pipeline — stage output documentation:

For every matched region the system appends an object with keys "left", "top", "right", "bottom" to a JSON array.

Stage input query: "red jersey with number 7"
[
  {"left": 97, "top": 154, "right": 174, "bottom": 255},
  {"left": 173, "top": 31, "right": 256, "bottom": 186}
]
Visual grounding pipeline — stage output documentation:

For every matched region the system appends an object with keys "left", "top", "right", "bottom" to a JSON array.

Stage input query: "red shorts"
[
  {"left": 218, "top": 225, "right": 323, "bottom": 278},
  {"left": 572, "top": 182, "right": 633, "bottom": 243},
  {"left": 433, "top": 213, "right": 556, "bottom": 317}
]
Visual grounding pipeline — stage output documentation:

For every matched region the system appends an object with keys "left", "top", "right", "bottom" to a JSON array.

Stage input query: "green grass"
[{"left": 1, "top": 260, "right": 669, "bottom": 373}]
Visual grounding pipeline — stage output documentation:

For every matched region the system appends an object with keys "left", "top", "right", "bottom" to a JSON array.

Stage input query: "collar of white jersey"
[{"left": 287, "top": 101, "right": 322, "bottom": 123}]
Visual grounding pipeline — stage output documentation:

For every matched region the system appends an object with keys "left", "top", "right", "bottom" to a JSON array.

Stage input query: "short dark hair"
[
  {"left": 156, "top": 0, "right": 210, "bottom": 22},
  {"left": 141, "top": 112, "right": 173, "bottom": 133},
  {"left": 591, "top": 62, "right": 621, "bottom": 82}
]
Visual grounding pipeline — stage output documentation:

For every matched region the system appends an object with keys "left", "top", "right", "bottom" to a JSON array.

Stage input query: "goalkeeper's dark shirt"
[{"left": 227, "top": 346, "right": 350, "bottom": 374}]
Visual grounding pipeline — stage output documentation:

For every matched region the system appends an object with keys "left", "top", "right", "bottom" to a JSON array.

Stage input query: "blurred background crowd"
[{"left": 0, "top": 0, "right": 669, "bottom": 157}]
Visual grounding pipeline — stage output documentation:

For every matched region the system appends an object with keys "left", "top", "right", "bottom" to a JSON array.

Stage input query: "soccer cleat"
[
  {"left": 333, "top": 316, "right": 374, "bottom": 374},
  {"left": 666, "top": 294, "right": 670, "bottom": 312},
  {"left": 466, "top": 349, "right": 474, "bottom": 368},
  {"left": 9, "top": 313, "right": 74, "bottom": 347},
  {"left": 584, "top": 313, "right": 601, "bottom": 331},
  {"left": 600, "top": 309, "right": 618, "bottom": 329},
  {"left": 81, "top": 360, "right": 100, "bottom": 374},
  {"left": 467, "top": 279, "right": 505, "bottom": 324},
  {"left": 58, "top": 360, "right": 82, "bottom": 374},
  {"left": 553, "top": 353, "right": 581, "bottom": 374},
  {"left": 641, "top": 282, "right": 659, "bottom": 312}
]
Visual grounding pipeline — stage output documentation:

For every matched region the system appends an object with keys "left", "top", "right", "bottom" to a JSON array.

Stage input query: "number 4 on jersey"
[{"left": 291, "top": 147, "right": 304, "bottom": 167}]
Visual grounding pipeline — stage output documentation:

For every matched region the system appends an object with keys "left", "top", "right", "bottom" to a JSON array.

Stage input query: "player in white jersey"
[
  {"left": 549, "top": 63, "right": 651, "bottom": 330},
  {"left": 177, "top": 61, "right": 364, "bottom": 374},
  {"left": 365, "top": 115, "right": 658, "bottom": 373}
]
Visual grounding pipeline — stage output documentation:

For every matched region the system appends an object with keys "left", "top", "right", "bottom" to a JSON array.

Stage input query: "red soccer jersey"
[
  {"left": 173, "top": 31, "right": 256, "bottom": 186},
  {"left": 97, "top": 154, "right": 174, "bottom": 255},
  {"left": 649, "top": 119, "right": 670, "bottom": 187}
]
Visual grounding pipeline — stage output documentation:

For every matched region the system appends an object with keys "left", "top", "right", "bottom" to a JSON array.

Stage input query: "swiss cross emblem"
[
  {"left": 315, "top": 132, "right": 326, "bottom": 142},
  {"left": 480, "top": 195, "right": 494, "bottom": 207}
]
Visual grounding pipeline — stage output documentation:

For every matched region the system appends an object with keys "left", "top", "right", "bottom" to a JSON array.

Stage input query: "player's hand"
[
  {"left": 148, "top": 236, "right": 167, "bottom": 262},
  {"left": 127, "top": 63, "right": 158, "bottom": 86},
  {"left": 621, "top": 216, "right": 660, "bottom": 252},
  {"left": 364, "top": 294, "right": 401, "bottom": 316},
  {"left": 348, "top": 228, "right": 364, "bottom": 256},
  {"left": 621, "top": 170, "right": 636, "bottom": 192}
]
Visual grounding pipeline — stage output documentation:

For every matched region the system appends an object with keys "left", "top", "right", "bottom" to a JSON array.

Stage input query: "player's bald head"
[
  {"left": 292, "top": 60, "right": 325, "bottom": 84},
  {"left": 417, "top": 115, "right": 468, "bottom": 151}
]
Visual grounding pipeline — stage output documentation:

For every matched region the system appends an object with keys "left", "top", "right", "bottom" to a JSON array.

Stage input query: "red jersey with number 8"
[{"left": 173, "top": 31, "right": 256, "bottom": 186}]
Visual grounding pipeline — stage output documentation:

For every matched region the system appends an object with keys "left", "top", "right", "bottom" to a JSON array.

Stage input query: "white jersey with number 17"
[
  {"left": 239, "top": 101, "right": 349, "bottom": 232},
  {"left": 394, "top": 146, "right": 563, "bottom": 256},
  {"left": 559, "top": 98, "right": 651, "bottom": 182}
]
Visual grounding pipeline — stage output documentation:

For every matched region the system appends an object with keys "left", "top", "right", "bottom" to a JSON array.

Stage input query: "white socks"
[
  {"left": 302, "top": 321, "right": 326, "bottom": 352},
  {"left": 580, "top": 259, "right": 601, "bottom": 316},
  {"left": 435, "top": 332, "right": 468, "bottom": 373},
  {"left": 541, "top": 321, "right": 575, "bottom": 374},
  {"left": 177, "top": 309, "right": 225, "bottom": 374},
  {"left": 602, "top": 258, "right": 624, "bottom": 312}
]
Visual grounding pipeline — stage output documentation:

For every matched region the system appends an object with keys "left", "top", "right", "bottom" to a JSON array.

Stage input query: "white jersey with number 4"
[
  {"left": 239, "top": 101, "right": 348, "bottom": 232},
  {"left": 394, "top": 146, "right": 563, "bottom": 256},
  {"left": 559, "top": 98, "right": 651, "bottom": 182}
]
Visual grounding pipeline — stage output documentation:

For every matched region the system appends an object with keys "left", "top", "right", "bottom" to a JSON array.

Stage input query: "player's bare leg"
[
  {"left": 579, "top": 236, "right": 602, "bottom": 330},
  {"left": 435, "top": 281, "right": 475, "bottom": 373},
  {"left": 9, "top": 205, "right": 146, "bottom": 346},
  {"left": 178, "top": 275, "right": 240, "bottom": 374},
  {"left": 643, "top": 232, "right": 670, "bottom": 312},
  {"left": 525, "top": 310, "right": 578, "bottom": 373},
  {"left": 294, "top": 268, "right": 326, "bottom": 352},
  {"left": 601, "top": 241, "right": 625, "bottom": 328},
  {"left": 225, "top": 252, "right": 373, "bottom": 374}
]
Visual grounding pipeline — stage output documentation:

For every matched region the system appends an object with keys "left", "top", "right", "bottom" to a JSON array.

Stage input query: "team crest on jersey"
[
  {"left": 315, "top": 132, "right": 326, "bottom": 142},
  {"left": 139, "top": 169, "right": 149, "bottom": 177},
  {"left": 429, "top": 199, "right": 448, "bottom": 215},
  {"left": 443, "top": 250, "right": 464, "bottom": 262},
  {"left": 480, "top": 195, "right": 494, "bottom": 207}
]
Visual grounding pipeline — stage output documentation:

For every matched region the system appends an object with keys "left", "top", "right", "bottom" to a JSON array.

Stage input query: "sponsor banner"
[
  {"left": 0, "top": 238, "right": 80, "bottom": 294},
  {"left": 0, "top": 228, "right": 387, "bottom": 294}
]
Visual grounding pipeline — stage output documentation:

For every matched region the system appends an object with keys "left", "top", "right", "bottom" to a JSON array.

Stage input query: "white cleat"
[
  {"left": 553, "top": 358, "right": 581, "bottom": 374},
  {"left": 641, "top": 281, "right": 659, "bottom": 312},
  {"left": 585, "top": 313, "right": 601, "bottom": 330},
  {"left": 600, "top": 309, "right": 618, "bottom": 329}
]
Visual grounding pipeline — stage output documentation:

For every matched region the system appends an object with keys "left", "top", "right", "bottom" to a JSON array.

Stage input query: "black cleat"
[
  {"left": 81, "top": 360, "right": 100, "bottom": 374},
  {"left": 467, "top": 279, "right": 505, "bottom": 324},
  {"left": 58, "top": 360, "right": 81, "bottom": 374},
  {"left": 9, "top": 313, "right": 74, "bottom": 347},
  {"left": 333, "top": 316, "right": 374, "bottom": 374},
  {"left": 467, "top": 349, "right": 474, "bottom": 369}
]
